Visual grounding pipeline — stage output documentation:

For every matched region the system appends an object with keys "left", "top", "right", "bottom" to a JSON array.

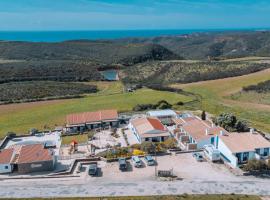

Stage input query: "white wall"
[
  {"left": 197, "top": 137, "right": 214, "bottom": 149},
  {"left": 217, "top": 138, "right": 238, "bottom": 167},
  {"left": 0, "top": 164, "right": 13, "bottom": 174}
]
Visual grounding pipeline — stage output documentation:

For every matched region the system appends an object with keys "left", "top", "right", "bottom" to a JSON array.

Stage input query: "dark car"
[
  {"left": 118, "top": 158, "right": 127, "bottom": 171},
  {"left": 192, "top": 152, "right": 204, "bottom": 162},
  {"left": 88, "top": 163, "right": 98, "bottom": 176}
]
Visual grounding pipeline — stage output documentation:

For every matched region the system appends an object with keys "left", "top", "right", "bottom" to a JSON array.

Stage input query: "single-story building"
[
  {"left": 177, "top": 116, "right": 227, "bottom": 150},
  {"left": 129, "top": 117, "right": 171, "bottom": 143},
  {"left": 146, "top": 109, "right": 177, "bottom": 125},
  {"left": 16, "top": 144, "right": 56, "bottom": 174},
  {"left": 0, "top": 149, "right": 15, "bottom": 174},
  {"left": 66, "top": 109, "right": 119, "bottom": 133},
  {"left": 216, "top": 132, "right": 270, "bottom": 168}
]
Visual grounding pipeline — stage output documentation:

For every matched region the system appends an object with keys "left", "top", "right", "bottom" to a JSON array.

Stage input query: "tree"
[
  {"left": 201, "top": 110, "right": 206, "bottom": 120},
  {"left": 163, "top": 138, "right": 178, "bottom": 149},
  {"left": 215, "top": 113, "right": 249, "bottom": 132},
  {"left": 140, "top": 142, "right": 156, "bottom": 154}
]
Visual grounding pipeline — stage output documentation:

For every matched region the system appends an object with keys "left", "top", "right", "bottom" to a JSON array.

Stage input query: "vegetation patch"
[
  {"left": 122, "top": 60, "right": 269, "bottom": 85},
  {"left": 61, "top": 134, "right": 89, "bottom": 145},
  {"left": 0, "top": 81, "right": 98, "bottom": 104},
  {"left": 243, "top": 80, "right": 270, "bottom": 93}
]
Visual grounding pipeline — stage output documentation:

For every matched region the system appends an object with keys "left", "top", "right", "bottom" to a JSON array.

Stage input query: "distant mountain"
[
  {"left": 0, "top": 40, "right": 180, "bottom": 65},
  {"left": 117, "top": 31, "right": 270, "bottom": 59}
]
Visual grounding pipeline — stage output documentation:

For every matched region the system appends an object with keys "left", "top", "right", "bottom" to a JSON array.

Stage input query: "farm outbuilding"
[{"left": 66, "top": 109, "right": 119, "bottom": 133}]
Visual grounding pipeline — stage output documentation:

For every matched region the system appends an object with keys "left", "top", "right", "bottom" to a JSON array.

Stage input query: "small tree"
[
  {"left": 201, "top": 110, "right": 206, "bottom": 120},
  {"left": 140, "top": 141, "right": 156, "bottom": 154}
]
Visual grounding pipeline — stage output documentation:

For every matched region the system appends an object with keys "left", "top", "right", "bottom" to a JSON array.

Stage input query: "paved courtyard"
[{"left": 1, "top": 153, "right": 270, "bottom": 198}]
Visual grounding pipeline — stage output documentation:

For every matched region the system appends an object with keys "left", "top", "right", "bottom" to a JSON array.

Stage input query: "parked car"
[
  {"left": 131, "top": 156, "right": 143, "bottom": 168},
  {"left": 144, "top": 155, "right": 155, "bottom": 166},
  {"left": 192, "top": 152, "right": 204, "bottom": 162},
  {"left": 88, "top": 163, "right": 98, "bottom": 176},
  {"left": 118, "top": 158, "right": 127, "bottom": 171}
]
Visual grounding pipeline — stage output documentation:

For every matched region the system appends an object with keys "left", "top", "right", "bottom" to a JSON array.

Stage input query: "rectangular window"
[
  {"left": 255, "top": 149, "right": 260, "bottom": 155},
  {"left": 264, "top": 148, "right": 269, "bottom": 156},
  {"left": 243, "top": 152, "right": 249, "bottom": 162},
  {"left": 4, "top": 166, "right": 8, "bottom": 169}
]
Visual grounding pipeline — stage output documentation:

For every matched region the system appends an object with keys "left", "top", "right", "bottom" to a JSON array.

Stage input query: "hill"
[{"left": 118, "top": 31, "right": 270, "bottom": 60}]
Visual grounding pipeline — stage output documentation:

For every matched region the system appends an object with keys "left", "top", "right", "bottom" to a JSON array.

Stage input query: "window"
[
  {"left": 211, "top": 137, "right": 215, "bottom": 144},
  {"left": 263, "top": 148, "right": 269, "bottom": 156},
  {"left": 255, "top": 149, "right": 260, "bottom": 155},
  {"left": 4, "top": 166, "right": 8, "bottom": 169},
  {"left": 243, "top": 152, "right": 249, "bottom": 162}
]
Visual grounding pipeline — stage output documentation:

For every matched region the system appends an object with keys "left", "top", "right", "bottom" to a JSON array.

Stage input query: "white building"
[
  {"left": 0, "top": 149, "right": 15, "bottom": 174},
  {"left": 176, "top": 116, "right": 227, "bottom": 150},
  {"left": 129, "top": 117, "right": 171, "bottom": 143},
  {"left": 216, "top": 132, "right": 270, "bottom": 168}
]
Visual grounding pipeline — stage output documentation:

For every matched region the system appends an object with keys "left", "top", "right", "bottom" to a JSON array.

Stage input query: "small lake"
[{"left": 101, "top": 70, "right": 119, "bottom": 81}]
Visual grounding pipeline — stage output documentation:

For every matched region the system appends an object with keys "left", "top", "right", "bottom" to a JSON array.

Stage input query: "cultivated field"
[
  {"left": 172, "top": 68, "right": 270, "bottom": 132},
  {"left": 0, "top": 81, "right": 192, "bottom": 137}
]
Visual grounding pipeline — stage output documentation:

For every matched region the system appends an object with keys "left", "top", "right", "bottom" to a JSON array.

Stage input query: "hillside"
[
  {"left": 0, "top": 40, "right": 179, "bottom": 65},
  {"left": 118, "top": 31, "right": 270, "bottom": 60},
  {"left": 121, "top": 60, "right": 270, "bottom": 85}
]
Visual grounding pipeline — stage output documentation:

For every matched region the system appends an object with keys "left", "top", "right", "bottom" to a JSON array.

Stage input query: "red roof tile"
[
  {"left": 17, "top": 144, "right": 53, "bottom": 164},
  {"left": 66, "top": 109, "right": 118, "bottom": 125},
  {"left": 0, "top": 149, "right": 14, "bottom": 164}
]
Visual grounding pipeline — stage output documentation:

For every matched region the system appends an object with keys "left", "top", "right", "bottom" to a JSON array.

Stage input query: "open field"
[
  {"left": 1, "top": 195, "right": 261, "bottom": 200},
  {"left": 172, "top": 68, "right": 270, "bottom": 132},
  {"left": 230, "top": 91, "right": 270, "bottom": 106},
  {"left": 0, "top": 82, "right": 192, "bottom": 137},
  {"left": 61, "top": 134, "right": 89, "bottom": 145}
]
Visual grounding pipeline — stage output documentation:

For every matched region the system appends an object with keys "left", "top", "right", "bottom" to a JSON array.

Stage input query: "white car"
[{"left": 131, "top": 156, "right": 143, "bottom": 168}]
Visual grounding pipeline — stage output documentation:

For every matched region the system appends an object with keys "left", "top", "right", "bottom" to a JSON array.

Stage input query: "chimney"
[
  {"left": 211, "top": 123, "right": 215, "bottom": 128},
  {"left": 250, "top": 128, "right": 255, "bottom": 134},
  {"left": 205, "top": 128, "right": 209, "bottom": 135},
  {"left": 220, "top": 130, "right": 224, "bottom": 136}
]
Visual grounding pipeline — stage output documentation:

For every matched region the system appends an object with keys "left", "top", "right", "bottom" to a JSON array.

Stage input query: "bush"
[
  {"left": 163, "top": 138, "right": 178, "bottom": 149},
  {"left": 214, "top": 113, "right": 249, "bottom": 132},
  {"left": 140, "top": 142, "right": 156, "bottom": 154},
  {"left": 132, "top": 100, "right": 172, "bottom": 111},
  {"left": 243, "top": 159, "right": 268, "bottom": 172}
]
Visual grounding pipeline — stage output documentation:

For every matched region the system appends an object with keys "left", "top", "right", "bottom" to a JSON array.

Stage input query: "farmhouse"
[
  {"left": 0, "top": 149, "right": 15, "bottom": 174},
  {"left": 15, "top": 144, "right": 56, "bottom": 174},
  {"left": 129, "top": 117, "right": 171, "bottom": 143},
  {"left": 216, "top": 132, "right": 270, "bottom": 168},
  {"left": 175, "top": 116, "right": 227, "bottom": 150},
  {"left": 146, "top": 109, "right": 177, "bottom": 125},
  {"left": 66, "top": 109, "right": 119, "bottom": 133}
]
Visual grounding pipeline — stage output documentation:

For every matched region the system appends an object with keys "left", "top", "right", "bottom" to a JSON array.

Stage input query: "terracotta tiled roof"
[
  {"left": 182, "top": 117, "right": 228, "bottom": 142},
  {"left": 130, "top": 117, "right": 170, "bottom": 138},
  {"left": 219, "top": 132, "right": 270, "bottom": 153},
  {"left": 17, "top": 144, "right": 53, "bottom": 164},
  {"left": 66, "top": 109, "right": 118, "bottom": 125},
  {"left": 0, "top": 149, "right": 14, "bottom": 164}
]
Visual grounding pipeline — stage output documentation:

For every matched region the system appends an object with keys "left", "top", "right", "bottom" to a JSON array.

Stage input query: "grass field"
[
  {"left": 2, "top": 195, "right": 261, "bottom": 200},
  {"left": 172, "top": 68, "right": 270, "bottom": 132},
  {"left": 0, "top": 81, "right": 192, "bottom": 138},
  {"left": 61, "top": 134, "right": 88, "bottom": 145},
  {"left": 230, "top": 91, "right": 270, "bottom": 106}
]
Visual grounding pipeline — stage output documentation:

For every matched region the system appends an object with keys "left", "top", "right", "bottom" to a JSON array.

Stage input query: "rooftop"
[
  {"left": 0, "top": 149, "right": 14, "bottom": 164},
  {"left": 66, "top": 109, "right": 118, "bottom": 125},
  {"left": 17, "top": 144, "right": 54, "bottom": 164},
  {"left": 130, "top": 117, "right": 170, "bottom": 138},
  {"left": 182, "top": 117, "right": 228, "bottom": 142},
  {"left": 147, "top": 109, "right": 177, "bottom": 117},
  {"left": 219, "top": 132, "right": 270, "bottom": 153}
]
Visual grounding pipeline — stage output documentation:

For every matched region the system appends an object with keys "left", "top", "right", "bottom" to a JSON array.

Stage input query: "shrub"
[
  {"left": 140, "top": 141, "right": 156, "bottom": 154},
  {"left": 201, "top": 110, "right": 206, "bottom": 120},
  {"left": 243, "top": 159, "right": 268, "bottom": 171},
  {"left": 163, "top": 138, "right": 178, "bottom": 149},
  {"left": 215, "top": 113, "right": 249, "bottom": 132}
]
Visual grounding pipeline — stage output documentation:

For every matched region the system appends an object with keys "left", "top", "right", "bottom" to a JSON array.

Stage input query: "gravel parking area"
[{"left": 1, "top": 153, "right": 270, "bottom": 198}]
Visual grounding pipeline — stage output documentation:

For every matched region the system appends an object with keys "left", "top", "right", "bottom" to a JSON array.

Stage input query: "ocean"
[{"left": 0, "top": 29, "right": 260, "bottom": 42}]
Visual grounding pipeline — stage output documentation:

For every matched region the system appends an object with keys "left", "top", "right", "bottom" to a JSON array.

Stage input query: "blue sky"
[{"left": 0, "top": 0, "right": 270, "bottom": 30}]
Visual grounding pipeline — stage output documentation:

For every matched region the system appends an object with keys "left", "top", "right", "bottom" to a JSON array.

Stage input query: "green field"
[
  {"left": 1, "top": 195, "right": 261, "bottom": 200},
  {"left": 0, "top": 82, "right": 192, "bottom": 138},
  {"left": 173, "top": 68, "right": 270, "bottom": 132},
  {"left": 230, "top": 91, "right": 270, "bottom": 105}
]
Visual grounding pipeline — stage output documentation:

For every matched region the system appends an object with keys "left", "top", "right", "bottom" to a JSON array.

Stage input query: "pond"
[{"left": 100, "top": 70, "right": 119, "bottom": 81}]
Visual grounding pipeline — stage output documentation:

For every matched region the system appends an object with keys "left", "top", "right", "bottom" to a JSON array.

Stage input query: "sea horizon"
[{"left": 0, "top": 28, "right": 269, "bottom": 42}]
